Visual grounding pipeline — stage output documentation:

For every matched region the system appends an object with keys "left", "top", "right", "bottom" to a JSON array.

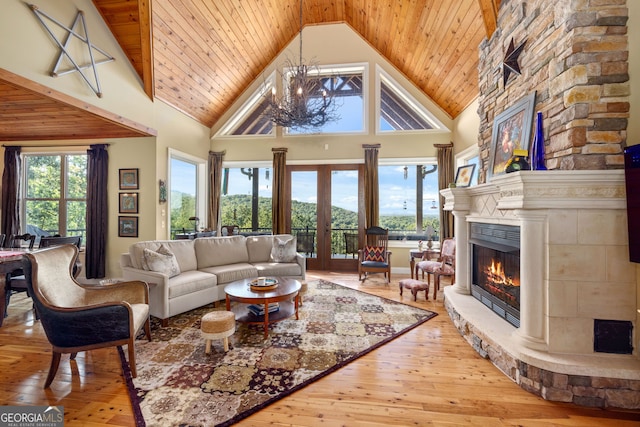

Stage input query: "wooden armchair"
[
  {"left": 22, "top": 245, "right": 151, "bottom": 387},
  {"left": 358, "top": 226, "right": 392, "bottom": 283}
]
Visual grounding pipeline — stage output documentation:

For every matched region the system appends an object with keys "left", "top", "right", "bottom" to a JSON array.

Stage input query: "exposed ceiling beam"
[{"left": 477, "top": 0, "right": 500, "bottom": 39}]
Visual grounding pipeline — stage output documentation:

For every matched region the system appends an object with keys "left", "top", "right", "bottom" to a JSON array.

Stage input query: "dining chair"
[{"left": 4, "top": 233, "right": 36, "bottom": 317}]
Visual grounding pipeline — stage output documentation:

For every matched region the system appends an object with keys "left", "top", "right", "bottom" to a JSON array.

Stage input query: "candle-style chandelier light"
[{"left": 264, "top": 0, "right": 339, "bottom": 130}]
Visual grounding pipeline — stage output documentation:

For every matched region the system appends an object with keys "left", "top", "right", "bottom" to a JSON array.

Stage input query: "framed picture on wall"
[
  {"left": 118, "top": 216, "right": 138, "bottom": 237},
  {"left": 454, "top": 164, "right": 476, "bottom": 188},
  {"left": 119, "top": 193, "right": 138, "bottom": 214},
  {"left": 119, "top": 168, "right": 139, "bottom": 190},
  {"left": 488, "top": 92, "right": 536, "bottom": 180}
]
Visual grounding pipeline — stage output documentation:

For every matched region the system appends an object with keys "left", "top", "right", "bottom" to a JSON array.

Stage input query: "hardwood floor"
[{"left": 1, "top": 272, "right": 639, "bottom": 426}]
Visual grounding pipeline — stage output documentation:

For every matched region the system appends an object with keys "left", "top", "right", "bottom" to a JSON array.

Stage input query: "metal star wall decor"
[
  {"left": 502, "top": 37, "right": 527, "bottom": 87},
  {"left": 29, "top": 4, "right": 114, "bottom": 98}
]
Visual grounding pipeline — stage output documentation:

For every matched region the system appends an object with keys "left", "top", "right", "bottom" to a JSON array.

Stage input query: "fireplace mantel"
[{"left": 440, "top": 170, "right": 640, "bottom": 408}]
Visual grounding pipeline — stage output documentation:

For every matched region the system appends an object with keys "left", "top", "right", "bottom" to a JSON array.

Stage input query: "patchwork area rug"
[{"left": 120, "top": 279, "right": 437, "bottom": 427}]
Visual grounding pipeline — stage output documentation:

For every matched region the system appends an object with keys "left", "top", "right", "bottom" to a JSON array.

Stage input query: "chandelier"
[{"left": 265, "top": 0, "right": 339, "bottom": 130}]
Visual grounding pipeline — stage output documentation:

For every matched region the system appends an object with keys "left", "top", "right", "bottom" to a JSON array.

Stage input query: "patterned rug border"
[{"left": 119, "top": 280, "right": 437, "bottom": 427}]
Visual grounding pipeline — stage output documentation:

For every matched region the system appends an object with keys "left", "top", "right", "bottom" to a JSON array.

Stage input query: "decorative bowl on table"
[{"left": 249, "top": 277, "right": 278, "bottom": 291}]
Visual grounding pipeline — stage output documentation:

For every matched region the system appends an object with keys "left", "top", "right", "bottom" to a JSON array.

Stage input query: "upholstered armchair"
[
  {"left": 22, "top": 244, "right": 151, "bottom": 388},
  {"left": 415, "top": 238, "right": 456, "bottom": 299},
  {"left": 358, "top": 226, "right": 392, "bottom": 282}
]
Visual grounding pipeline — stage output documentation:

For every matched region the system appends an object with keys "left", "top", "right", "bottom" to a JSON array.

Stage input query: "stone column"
[{"left": 513, "top": 209, "right": 548, "bottom": 351}]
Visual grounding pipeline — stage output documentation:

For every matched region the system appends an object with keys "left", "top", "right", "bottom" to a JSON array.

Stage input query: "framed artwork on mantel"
[{"left": 488, "top": 92, "right": 536, "bottom": 180}]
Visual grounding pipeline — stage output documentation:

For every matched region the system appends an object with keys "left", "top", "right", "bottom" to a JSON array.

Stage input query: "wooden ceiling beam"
[{"left": 477, "top": 0, "right": 500, "bottom": 39}]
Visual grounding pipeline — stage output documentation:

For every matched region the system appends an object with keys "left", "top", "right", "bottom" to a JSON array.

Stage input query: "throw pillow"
[
  {"left": 363, "top": 246, "right": 386, "bottom": 262},
  {"left": 270, "top": 235, "right": 297, "bottom": 262},
  {"left": 143, "top": 245, "right": 181, "bottom": 278}
]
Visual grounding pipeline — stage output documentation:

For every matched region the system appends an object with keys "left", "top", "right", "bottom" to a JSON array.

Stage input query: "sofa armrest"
[{"left": 295, "top": 253, "right": 306, "bottom": 280}]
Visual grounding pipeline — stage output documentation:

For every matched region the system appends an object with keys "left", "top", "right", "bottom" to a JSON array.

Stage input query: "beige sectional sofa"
[{"left": 120, "top": 234, "right": 305, "bottom": 325}]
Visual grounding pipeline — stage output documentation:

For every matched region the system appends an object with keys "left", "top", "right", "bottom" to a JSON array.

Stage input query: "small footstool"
[
  {"left": 399, "top": 279, "right": 430, "bottom": 301},
  {"left": 201, "top": 311, "right": 236, "bottom": 353}
]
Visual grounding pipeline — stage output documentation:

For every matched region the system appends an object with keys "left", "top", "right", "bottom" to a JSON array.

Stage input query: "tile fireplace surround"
[{"left": 441, "top": 170, "right": 640, "bottom": 409}]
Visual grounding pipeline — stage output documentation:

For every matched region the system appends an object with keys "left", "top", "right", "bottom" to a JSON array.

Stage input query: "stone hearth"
[{"left": 441, "top": 170, "right": 640, "bottom": 409}]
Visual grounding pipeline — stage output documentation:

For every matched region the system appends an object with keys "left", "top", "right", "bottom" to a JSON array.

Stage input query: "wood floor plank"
[{"left": 1, "top": 272, "right": 638, "bottom": 426}]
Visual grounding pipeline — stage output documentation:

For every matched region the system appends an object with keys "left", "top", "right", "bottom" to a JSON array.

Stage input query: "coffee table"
[{"left": 224, "top": 277, "right": 301, "bottom": 338}]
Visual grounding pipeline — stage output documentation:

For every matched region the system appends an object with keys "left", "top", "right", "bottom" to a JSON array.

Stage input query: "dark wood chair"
[
  {"left": 4, "top": 233, "right": 36, "bottom": 317},
  {"left": 344, "top": 232, "right": 359, "bottom": 258},
  {"left": 22, "top": 245, "right": 151, "bottom": 387},
  {"left": 296, "top": 231, "right": 315, "bottom": 256},
  {"left": 358, "top": 226, "right": 392, "bottom": 283}
]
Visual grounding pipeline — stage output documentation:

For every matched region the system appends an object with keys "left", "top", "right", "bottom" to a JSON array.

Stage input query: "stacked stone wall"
[{"left": 477, "top": 0, "right": 628, "bottom": 183}]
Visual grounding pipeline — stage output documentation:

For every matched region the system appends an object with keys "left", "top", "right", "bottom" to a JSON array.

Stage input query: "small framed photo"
[
  {"left": 488, "top": 92, "right": 536, "bottom": 180},
  {"left": 118, "top": 216, "right": 138, "bottom": 237},
  {"left": 119, "top": 193, "right": 138, "bottom": 214},
  {"left": 119, "top": 168, "right": 139, "bottom": 190},
  {"left": 454, "top": 164, "right": 476, "bottom": 188}
]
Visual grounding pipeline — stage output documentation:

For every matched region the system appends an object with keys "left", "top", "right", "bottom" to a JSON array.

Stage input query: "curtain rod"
[{"left": 2, "top": 143, "right": 110, "bottom": 148}]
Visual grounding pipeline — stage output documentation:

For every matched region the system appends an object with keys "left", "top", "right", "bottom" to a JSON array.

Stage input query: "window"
[
  {"left": 220, "top": 165, "right": 272, "bottom": 234},
  {"left": 169, "top": 150, "right": 207, "bottom": 237},
  {"left": 376, "top": 66, "right": 448, "bottom": 133},
  {"left": 378, "top": 162, "right": 440, "bottom": 241},
  {"left": 23, "top": 153, "right": 87, "bottom": 244},
  {"left": 286, "top": 64, "right": 366, "bottom": 134}
]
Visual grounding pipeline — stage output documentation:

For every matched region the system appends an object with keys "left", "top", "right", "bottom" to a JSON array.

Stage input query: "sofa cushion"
[
  {"left": 143, "top": 245, "right": 181, "bottom": 277},
  {"left": 253, "top": 262, "right": 302, "bottom": 278},
  {"left": 270, "top": 235, "right": 297, "bottom": 262},
  {"left": 195, "top": 236, "right": 248, "bottom": 269},
  {"left": 246, "top": 235, "right": 274, "bottom": 263},
  {"left": 199, "top": 263, "right": 257, "bottom": 284},
  {"left": 129, "top": 240, "right": 197, "bottom": 272},
  {"left": 167, "top": 270, "right": 217, "bottom": 299}
]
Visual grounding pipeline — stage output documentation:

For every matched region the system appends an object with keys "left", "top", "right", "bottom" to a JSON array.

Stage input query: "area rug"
[{"left": 120, "top": 279, "right": 437, "bottom": 427}]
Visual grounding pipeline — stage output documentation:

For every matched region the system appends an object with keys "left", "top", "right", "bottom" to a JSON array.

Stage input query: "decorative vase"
[{"left": 530, "top": 111, "right": 547, "bottom": 170}]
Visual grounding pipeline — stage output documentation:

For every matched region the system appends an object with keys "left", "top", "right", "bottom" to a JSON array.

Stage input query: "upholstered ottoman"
[
  {"left": 399, "top": 279, "right": 430, "bottom": 301},
  {"left": 201, "top": 311, "right": 235, "bottom": 353}
]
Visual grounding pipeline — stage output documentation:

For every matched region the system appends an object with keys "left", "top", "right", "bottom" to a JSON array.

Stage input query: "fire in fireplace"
[{"left": 470, "top": 223, "right": 521, "bottom": 327}]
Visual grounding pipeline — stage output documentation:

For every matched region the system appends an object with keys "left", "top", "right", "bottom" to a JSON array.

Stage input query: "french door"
[{"left": 287, "top": 164, "right": 364, "bottom": 271}]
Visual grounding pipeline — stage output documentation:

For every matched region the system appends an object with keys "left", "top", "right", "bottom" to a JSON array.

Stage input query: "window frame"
[
  {"left": 168, "top": 149, "right": 208, "bottom": 236},
  {"left": 377, "top": 157, "right": 440, "bottom": 245}
]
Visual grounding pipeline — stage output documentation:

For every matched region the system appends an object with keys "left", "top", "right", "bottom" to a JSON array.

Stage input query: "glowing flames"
[{"left": 486, "top": 259, "right": 519, "bottom": 287}]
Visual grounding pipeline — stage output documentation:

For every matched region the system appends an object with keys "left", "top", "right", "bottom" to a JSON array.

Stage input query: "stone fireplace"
[{"left": 441, "top": 171, "right": 640, "bottom": 409}]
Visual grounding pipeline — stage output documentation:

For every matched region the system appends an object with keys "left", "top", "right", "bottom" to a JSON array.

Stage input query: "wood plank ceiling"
[{"left": 0, "top": 0, "right": 499, "bottom": 141}]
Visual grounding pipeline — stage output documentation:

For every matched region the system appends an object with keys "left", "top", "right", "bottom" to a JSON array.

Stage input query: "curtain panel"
[
  {"left": 208, "top": 151, "right": 225, "bottom": 233},
  {"left": 1, "top": 146, "right": 21, "bottom": 240},
  {"left": 85, "top": 144, "right": 108, "bottom": 278},
  {"left": 435, "top": 143, "right": 454, "bottom": 240},
  {"left": 271, "top": 148, "right": 288, "bottom": 234},
  {"left": 363, "top": 144, "right": 380, "bottom": 232}
]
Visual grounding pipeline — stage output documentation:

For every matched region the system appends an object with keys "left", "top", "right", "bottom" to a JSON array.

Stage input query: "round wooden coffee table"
[{"left": 224, "top": 277, "right": 301, "bottom": 338}]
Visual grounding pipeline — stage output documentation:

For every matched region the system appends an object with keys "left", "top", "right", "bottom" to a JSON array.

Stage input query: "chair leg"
[
  {"left": 144, "top": 317, "right": 152, "bottom": 342},
  {"left": 128, "top": 339, "right": 137, "bottom": 378},
  {"left": 433, "top": 276, "right": 440, "bottom": 300},
  {"left": 44, "top": 351, "right": 62, "bottom": 388},
  {"left": 70, "top": 352, "right": 78, "bottom": 359}
]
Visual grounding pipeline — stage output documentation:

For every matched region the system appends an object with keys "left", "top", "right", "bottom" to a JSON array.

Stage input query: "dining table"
[{"left": 0, "top": 249, "right": 33, "bottom": 326}]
